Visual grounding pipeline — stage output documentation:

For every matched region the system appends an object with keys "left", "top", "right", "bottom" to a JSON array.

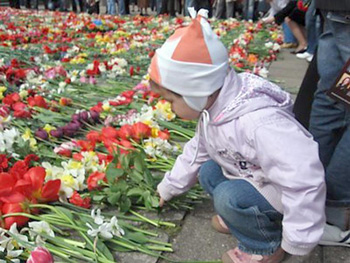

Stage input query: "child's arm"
[
  {"left": 252, "top": 117, "right": 326, "bottom": 256},
  {"left": 157, "top": 134, "right": 210, "bottom": 202}
]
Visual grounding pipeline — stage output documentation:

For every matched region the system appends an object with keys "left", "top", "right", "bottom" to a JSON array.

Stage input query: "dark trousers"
[
  {"left": 10, "top": 0, "right": 21, "bottom": 8},
  {"left": 72, "top": 0, "right": 85, "bottom": 12}
]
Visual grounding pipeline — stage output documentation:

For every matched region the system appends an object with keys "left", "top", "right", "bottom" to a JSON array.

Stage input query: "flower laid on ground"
[{"left": 26, "top": 247, "right": 54, "bottom": 263}]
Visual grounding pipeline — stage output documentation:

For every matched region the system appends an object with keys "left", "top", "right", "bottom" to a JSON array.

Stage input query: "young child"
[{"left": 149, "top": 8, "right": 326, "bottom": 263}]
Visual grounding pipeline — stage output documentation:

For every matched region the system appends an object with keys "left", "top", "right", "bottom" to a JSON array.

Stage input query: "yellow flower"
[
  {"left": 0, "top": 86, "right": 7, "bottom": 93},
  {"left": 67, "top": 161, "right": 83, "bottom": 170},
  {"left": 102, "top": 102, "right": 111, "bottom": 112},
  {"left": 29, "top": 138, "right": 37, "bottom": 150},
  {"left": 151, "top": 128, "right": 159, "bottom": 138},
  {"left": 22, "top": 128, "right": 32, "bottom": 141},
  {"left": 19, "top": 90, "right": 29, "bottom": 99},
  {"left": 43, "top": 124, "right": 56, "bottom": 134},
  {"left": 0, "top": 93, "right": 3, "bottom": 100},
  {"left": 61, "top": 174, "right": 76, "bottom": 188}
]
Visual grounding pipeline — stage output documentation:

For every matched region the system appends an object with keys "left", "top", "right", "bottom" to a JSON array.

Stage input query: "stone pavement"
[{"left": 153, "top": 50, "right": 350, "bottom": 263}]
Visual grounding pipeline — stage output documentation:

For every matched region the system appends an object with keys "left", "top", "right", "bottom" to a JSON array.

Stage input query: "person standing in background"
[
  {"left": 309, "top": 0, "right": 350, "bottom": 246},
  {"left": 107, "top": 0, "right": 116, "bottom": 14},
  {"left": 296, "top": 0, "right": 321, "bottom": 62}
]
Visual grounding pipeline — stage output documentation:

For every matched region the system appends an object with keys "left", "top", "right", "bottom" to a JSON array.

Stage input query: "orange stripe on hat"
[
  {"left": 171, "top": 19, "right": 212, "bottom": 64},
  {"left": 149, "top": 54, "right": 162, "bottom": 85},
  {"left": 168, "top": 27, "right": 187, "bottom": 42}
]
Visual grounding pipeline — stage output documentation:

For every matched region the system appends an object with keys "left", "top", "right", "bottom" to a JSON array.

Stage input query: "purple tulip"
[
  {"left": 71, "top": 113, "right": 80, "bottom": 122},
  {"left": 63, "top": 126, "right": 75, "bottom": 137},
  {"left": 79, "top": 111, "right": 89, "bottom": 122},
  {"left": 90, "top": 110, "right": 100, "bottom": 122},
  {"left": 35, "top": 129, "right": 49, "bottom": 140},
  {"left": 50, "top": 128, "right": 63, "bottom": 138}
]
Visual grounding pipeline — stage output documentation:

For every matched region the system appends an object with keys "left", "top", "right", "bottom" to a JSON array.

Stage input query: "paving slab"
[{"left": 268, "top": 49, "right": 309, "bottom": 98}]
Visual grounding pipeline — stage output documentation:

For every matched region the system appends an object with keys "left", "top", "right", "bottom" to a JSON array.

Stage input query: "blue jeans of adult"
[
  {"left": 305, "top": 0, "right": 321, "bottom": 55},
  {"left": 282, "top": 22, "right": 297, "bottom": 44},
  {"left": 309, "top": 11, "right": 350, "bottom": 229},
  {"left": 198, "top": 160, "right": 282, "bottom": 255},
  {"left": 107, "top": 0, "right": 116, "bottom": 14},
  {"left": 119, "top": 0, "right": 126, "bottom": 14}
]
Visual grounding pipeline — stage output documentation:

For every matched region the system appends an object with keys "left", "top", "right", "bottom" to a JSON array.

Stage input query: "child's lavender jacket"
[{"left": 157, "top": 69, "right": 326, "bottom": 256}]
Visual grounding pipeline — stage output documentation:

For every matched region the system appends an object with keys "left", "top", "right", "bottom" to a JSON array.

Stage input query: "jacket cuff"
[
  {"left": 157, "top": 180, "right": 175, "bottom": 202},
  {"left": 281, "top": 238, "right": 315, "bottom": 256}
]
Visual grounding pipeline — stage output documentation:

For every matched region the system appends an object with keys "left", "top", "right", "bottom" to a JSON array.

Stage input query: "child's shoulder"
[{"left": 239, "top": 107, "right": 295, "bottom": 131}]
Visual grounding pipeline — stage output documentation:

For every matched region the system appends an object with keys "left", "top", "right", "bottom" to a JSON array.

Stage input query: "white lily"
[
  {"left": 91, "top": 209, "right": 105, "bottom": 225},
  {"left": 28, "top": 221, "right": 55, "bottom": 239}
]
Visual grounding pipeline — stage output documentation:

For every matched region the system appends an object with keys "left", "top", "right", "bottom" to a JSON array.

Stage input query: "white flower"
[
  {"left": 0, "top": 128, "right": 19, "bottom": 153},
  {"left": 91, "top": 209, "right": 105, "bottom": 225},
  {"left": 86, "top": 223, "right": 113, "bottom": 240},
  {"left": 109, "top": 216, "right": 125, "bottom": 237},
  {"left": 258, "top": 67, "right": 269, "bottom": 78},
  {"left": 28, "top": 221, "right": 55, "bottom": 239},
  {"left": 273, "top": 43, "right": 280, "bottom": 51},
  {"left": 265, "top": 42, "right": 273, "bottom": 48}
]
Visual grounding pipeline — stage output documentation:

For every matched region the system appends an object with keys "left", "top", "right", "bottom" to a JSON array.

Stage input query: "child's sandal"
[{"left": 222, "top": 247, "right": 285, "bottom": 263}]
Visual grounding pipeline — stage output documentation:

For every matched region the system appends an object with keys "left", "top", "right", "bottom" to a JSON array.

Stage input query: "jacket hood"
[{"left": 208, "top": 69, "right": 293, "bottom": 124}]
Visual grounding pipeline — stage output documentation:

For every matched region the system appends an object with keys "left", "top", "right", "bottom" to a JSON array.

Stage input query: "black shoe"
[{"left": 291, "top": 48, "right": 307, "bottom": 54}]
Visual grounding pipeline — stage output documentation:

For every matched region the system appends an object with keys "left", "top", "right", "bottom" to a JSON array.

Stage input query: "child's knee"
[
  {"left": 198, "top": 160, "right": 220, "bottom": 186},
  {"left": 213, "top": 180, "right": 254, "bottom": 214}
]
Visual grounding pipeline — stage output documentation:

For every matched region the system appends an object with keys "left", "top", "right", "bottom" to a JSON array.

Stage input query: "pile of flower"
[{"left": 0, "top": 7, "right": 283, "bottom": 262}]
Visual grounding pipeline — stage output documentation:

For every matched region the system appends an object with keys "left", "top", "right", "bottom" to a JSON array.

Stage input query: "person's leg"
[
  {"left": 226, "top": 0, "right": 234, "bottom": 18},
  {"left": 109, "top": 0, "right": 116, "bottom": 14},
  {"left": 159, "top": 0, "right": 167, "bottom": 14},
  {"left": 293, "top": 50, "right": 319, "bottom": 129},
  {"left": 96, "top": 1, "right": 100, "bottom": 13},
  {"left": 198, "top": 160, "right": 228, "bottom": 196},
  {"left": 309, "top": 11, "right": 350, "bottom": 230},
  {"left": 72, "top": 0, "right": 77, "bottom": 12},
  {"left": 124, "top": 0, "right": 129, "bottom": 13},
  {"left": 282, "top": 22, "right": 297, "bottom": 44},
  {"left": 213, "top": 179, "right": 282, "bottom": 255},
  {"left": 285, "top": 17, "right": 307, "bottom": 52},
  {"left": 78, "top": 0, "right": 84, "bottom": 11},
  {"left": 169, "top": 0, "right": 175, "bottom": 16},
  {"left": 305, "top": 0, "right": 318, "bottom": 55},
  {"left": 214, "top": 0, "right": 225, "bottom": 19},
  {"left": 119, "top": 0, "right": 125, "bottom": 14}
]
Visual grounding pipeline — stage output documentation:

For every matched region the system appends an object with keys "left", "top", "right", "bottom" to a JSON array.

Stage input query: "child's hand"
[
  {"left": 156, "top": 190, "right": 166, "bottom": 207},
  {"left": 159, "top": 197, "right": 165, "bottom": 208}
]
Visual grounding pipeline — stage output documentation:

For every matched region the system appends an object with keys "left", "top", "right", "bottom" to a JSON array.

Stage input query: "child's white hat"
[{"left": 149, "top": 8, "right": 229, "bottom": 111}]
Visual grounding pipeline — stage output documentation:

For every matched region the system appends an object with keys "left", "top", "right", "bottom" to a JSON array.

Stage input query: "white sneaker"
[
  {"left": 296, "top": 52, "right": 313, "bottom": 60},
  {"left": 319, "top": 224, "right": 350, "bottom": 247},
  {"left": 306, "top": 55, "right": 314, "bottom": 62}
]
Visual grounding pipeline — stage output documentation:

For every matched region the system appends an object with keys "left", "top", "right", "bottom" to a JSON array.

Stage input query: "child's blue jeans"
[{"left": 199, "top": 160, "right": 283, "bottom": 255}]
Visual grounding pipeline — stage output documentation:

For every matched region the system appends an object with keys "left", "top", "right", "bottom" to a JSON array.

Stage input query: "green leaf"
[
  {"left": 127, "top": 188, "right": 144, "bottom": 197},
  {"left": 121, "top": 154, "right": 130, "bottom": 169},
  {"left": 107, "top": 192, "right": 121, "bottom": 205},
  {"left": 123, "top": 231, "right": 149, "bottom": 244},
  {"left": 91, "top": 237, "right": 115, "bottom": 261},
  {"left": 92, "top": 195, "right": 105, "bottom": 202},
  {"left": 55, "top": 207, "right": 74, "bottom": 222},
  {"left": 134, "top": 154, "right": 144, "bottom": 172},
  {"left": 120, "top": 197, "right": 132, "bottom": 213},
  {"left": 130, "top": 170, "right": 143, "bottom": 183},
  {"left": 106, "top": 166, "right": 124, "bottom": 183}
]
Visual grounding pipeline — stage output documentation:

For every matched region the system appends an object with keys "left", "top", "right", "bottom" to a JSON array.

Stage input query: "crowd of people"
[
  {"left": 7, "top": 0, "right": 321, "bottom": 59},
  {"left": 8, "top": 0, "right": 271, "bottom": 19}
]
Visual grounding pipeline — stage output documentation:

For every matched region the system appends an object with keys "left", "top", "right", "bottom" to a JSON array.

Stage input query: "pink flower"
[
  {"left": 80, "top": 76, "right": 87, "bottom": 83},
  {"left": 27, "top": 247, "right": 54, "bottom": 263}
]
